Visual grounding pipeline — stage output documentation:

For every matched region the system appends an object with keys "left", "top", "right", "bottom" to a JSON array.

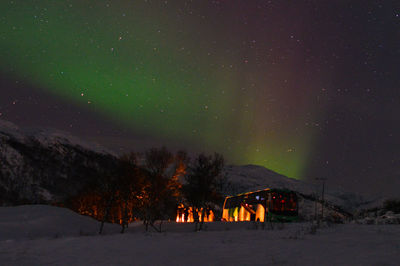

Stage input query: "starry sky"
[{"left": 0, "top": 0, "right": 399, "bottom": 196}]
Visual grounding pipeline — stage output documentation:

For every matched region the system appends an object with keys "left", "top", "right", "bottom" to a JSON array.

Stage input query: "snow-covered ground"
[{"left": 1, "top": 205, "right": 399, "bottom": 265}]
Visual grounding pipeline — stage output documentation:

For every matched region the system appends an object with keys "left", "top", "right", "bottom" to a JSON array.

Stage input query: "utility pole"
[
  {"left": 314, "top": 192, "right": 318, "bottom": 222},
  {"left": 315, "top": 177, "right": 327, "bottom": 223}
]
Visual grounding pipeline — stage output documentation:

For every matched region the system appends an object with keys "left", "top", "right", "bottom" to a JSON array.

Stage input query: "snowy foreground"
[{"left": 1, "top": 205, "right": 399, "bottom": 266}]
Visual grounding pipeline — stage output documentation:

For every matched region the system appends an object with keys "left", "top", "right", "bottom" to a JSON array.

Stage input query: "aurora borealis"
[{"left": 1, "top": 1, "right": 399, "bottom": 194}]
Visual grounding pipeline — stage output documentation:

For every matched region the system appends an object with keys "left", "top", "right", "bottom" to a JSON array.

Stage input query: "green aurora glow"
[{"left": 0, "top": 1, "right": 323, "bottom": 179}]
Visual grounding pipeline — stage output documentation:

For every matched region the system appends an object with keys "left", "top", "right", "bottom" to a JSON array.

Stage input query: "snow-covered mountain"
[
  {"left": 0, "top": 119, "right": 382, "bottom": 218},
  {"left": 0, "top": 120, "right": 118, "bottom": 205}
]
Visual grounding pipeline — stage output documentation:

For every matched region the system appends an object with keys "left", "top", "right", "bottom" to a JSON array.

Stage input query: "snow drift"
[{"left": 0, "top": 205, "right": 399, "bottom": 266}]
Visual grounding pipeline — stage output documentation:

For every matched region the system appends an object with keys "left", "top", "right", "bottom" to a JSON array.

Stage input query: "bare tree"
[
  {"left": 184, "top": 153, "right": 225, "bottom": 231},
  {"left": 117, "top": 152, "right": 146, "bottom": 233},
  {"left": 140, "top": 147, "right": 182, "bottom": 232},
  {"left": 98, "top": 172, "right": 118, "bottom": 235}
]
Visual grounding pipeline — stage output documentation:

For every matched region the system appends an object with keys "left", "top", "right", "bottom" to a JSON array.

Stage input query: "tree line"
[{"left": 67, "top": 147, "right": 229, "bottom": 233}]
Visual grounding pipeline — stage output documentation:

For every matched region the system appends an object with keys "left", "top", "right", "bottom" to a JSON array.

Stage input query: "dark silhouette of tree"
[
  {"left": 116, "top": 152, "right": 146, "bottom": 233},
  {"left": 169, "top": 150, "right": 189, "bottom": 201},
  {"left": 140, "top": 147, "right": 183, "bottom": 232},
  {"left": 97, "top": 172, "right": 118, "bottom": 234},
  {"left": 184, "top": 153, "right": 226, "bottom": 231},
  {"left": 65, "top": 147, "right": 193, "bottom": 233}
]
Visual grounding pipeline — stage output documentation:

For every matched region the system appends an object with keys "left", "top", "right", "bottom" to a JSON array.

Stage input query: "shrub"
[{"left": 383, "top": 199, "right": 400, "bottom": 214}]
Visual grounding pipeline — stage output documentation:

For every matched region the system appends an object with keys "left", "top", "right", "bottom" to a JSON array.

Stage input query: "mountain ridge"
[
  {"left": 0, "top": 119, "right": 118, "bottom": 205},
  {"left": 0, "top": 119, "right": 381, "bottom": 217}
]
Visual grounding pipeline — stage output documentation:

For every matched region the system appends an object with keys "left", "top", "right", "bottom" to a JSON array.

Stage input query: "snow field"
[{"left": 0, "top": 205, "right": 399, "bottom": 265}]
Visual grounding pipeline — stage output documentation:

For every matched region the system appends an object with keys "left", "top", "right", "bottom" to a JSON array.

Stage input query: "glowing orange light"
[{"left": 176, "top": 206, "right": 214, "bottom": 223}]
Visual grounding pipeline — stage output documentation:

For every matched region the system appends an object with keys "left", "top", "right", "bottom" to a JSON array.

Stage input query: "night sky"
[{"left": 1, "top": 1, "right": 399, "bottom": 196}]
